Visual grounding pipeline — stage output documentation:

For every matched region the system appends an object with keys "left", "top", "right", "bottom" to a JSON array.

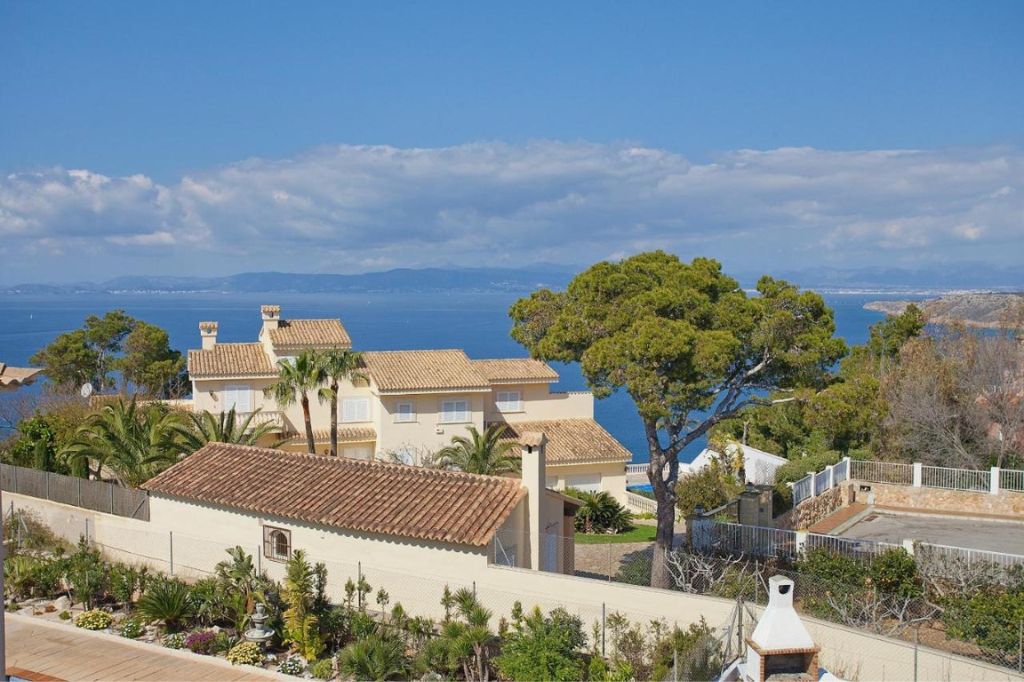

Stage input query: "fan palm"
[
  {"left": 264, "top": 350, "right": 324, "bottom": 454},
  {"left": 337, "top": 633, "right": 412, "bottom": 681},
  {"left": 170, "top": 407, "right": 276, "bottom": 454},
  {"left": 438, "top": 424, "right": 520, "bottom": 475},
  {"left": 62, "top": 398, "right": 182, "bottom": 486},
  {"left": 316, "top": 348, "right": 367, "bottom": 456}
]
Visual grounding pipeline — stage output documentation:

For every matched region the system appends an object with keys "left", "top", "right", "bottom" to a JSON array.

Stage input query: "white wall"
[{"left": 5, "top": 492, "right": 1018, "bottom": 682}]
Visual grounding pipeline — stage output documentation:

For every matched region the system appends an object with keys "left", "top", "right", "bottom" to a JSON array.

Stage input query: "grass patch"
[{"left": 575, "top": 525, "right": 658, "bottom": 544}]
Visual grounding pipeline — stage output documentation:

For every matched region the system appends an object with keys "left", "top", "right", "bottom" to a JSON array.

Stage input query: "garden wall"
[
  {"left": 860, "top": 481, "right": 1024, "bottom": 518},
  {"left": 5, "top": 492, "right": 1020, "bottom": 682}
]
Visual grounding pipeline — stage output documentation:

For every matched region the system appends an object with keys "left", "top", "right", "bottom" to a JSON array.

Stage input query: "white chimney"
[
  {"left": 744, "top": 575, "right": 819, "bottom": 681},
  {"left": 261, "top": 305, "right": 281, "bottom": 335},
  {"left": 199, "top": 321, "right": 218, "bottom": 350},
  {"left": 520, "top": 431, "right": 547, "bottom": 571}
]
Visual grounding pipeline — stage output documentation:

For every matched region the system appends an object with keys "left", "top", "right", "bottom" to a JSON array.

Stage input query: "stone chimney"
[
  {"left": 520, "top": 431, "right": 547, "bottom": 571},
  {"left": 199, "top": 321, "right": 218, "bottom": 350},
  {"left": 261, "top": 305, "right": 281, "bottom": 335},
  {"left": 745, "top": 575, "right": 819, "bottom": 681}
]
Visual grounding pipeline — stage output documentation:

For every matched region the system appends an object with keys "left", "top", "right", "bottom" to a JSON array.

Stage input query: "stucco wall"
[
  {"left": 546, "top": 462, "right": 628, "bottom": 503},
  {"left": 856, "top": 480, "right": 1024, "bottom": 518},
  {"left": 483, "top": 385, "right": 594, "bottom": 422},
  {"left": 374, "top": 392, "right": 486, "bottom": 456}
]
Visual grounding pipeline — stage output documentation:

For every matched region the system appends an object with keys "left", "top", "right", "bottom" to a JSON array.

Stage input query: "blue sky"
[{"left": 1, "top": 1, "right": 1022, "bottom": 283}]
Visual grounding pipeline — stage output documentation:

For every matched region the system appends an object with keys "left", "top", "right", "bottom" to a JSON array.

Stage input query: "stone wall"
[
  {"left": 775, "top": 485, "right": 852, "bottom": 530},
  {"left": 861, "top": 481, "right": 1024, "bottom": 517}
]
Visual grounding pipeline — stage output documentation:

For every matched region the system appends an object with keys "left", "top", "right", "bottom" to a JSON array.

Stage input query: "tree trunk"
[
  {"left": 649, "top": 448, "right": 678, "bottom": 589},
  {"left": 329, "top": 380, "right": 338, "bottom": 456},
  {"left": 301, "top": 394, "right": 315, "bottom": 454}
]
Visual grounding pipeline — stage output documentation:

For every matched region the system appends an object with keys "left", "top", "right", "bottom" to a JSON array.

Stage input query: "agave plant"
[
  {"left": 337, "top": 633, "right": 412, "bottom": 681},
  {"left": 170, "top": 408, "right": 277, "bottom": 454},
  {"left": 137, "top": 578, "right": 196, "bottom": 632}
]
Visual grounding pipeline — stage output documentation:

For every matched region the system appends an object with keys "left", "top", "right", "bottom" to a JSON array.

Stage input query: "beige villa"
[
  {"left": 143, "top": 436, "right": 579, "bottom": 577},
  {"left": 184, "top": 305, "right": 632, "bottom": 501}
]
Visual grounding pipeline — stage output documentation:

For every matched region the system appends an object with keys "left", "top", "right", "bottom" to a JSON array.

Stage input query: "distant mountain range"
[
  {"left": 1, "top": 266, "right": 575, "bottom": 295},
  {"left": 3, "top": 263, "right": 1022, "bottom": 295}
]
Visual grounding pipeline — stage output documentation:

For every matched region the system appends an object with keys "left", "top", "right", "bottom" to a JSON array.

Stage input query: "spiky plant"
[
  {"left": 437, "top": 424, "right": 520, "bottom": 476},
  {"left": 170, "top": 408, "right": 277, "bottom": 454}
]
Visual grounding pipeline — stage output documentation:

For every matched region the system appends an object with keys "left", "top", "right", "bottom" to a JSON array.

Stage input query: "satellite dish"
[{"left": 80, "top": 383, "right": 94, "bottom": 398}]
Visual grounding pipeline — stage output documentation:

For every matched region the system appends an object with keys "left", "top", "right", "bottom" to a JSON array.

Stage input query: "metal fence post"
[
  {"left": 601, "top": 602, "right": 606, "bottom": 657},
  {"left": 357, "top": 561, "right": 362, "bottom": 610},
  {"left": 169, "top": 530, "right": 174, "bottom": 575},
  {"left": 84, "top": 517, "right": 90, "bottom": 544},
  {"left": 1018, "top": 618, "right": 1022, "bottom": 674},
  {"left": 913, "top": 627, "right": 919, "bottom": 681},
  {"left": 256, "top": 545, "right": 262, "bottom": 574}
]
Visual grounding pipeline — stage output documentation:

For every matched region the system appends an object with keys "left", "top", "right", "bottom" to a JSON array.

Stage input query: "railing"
[
  {"left": 920, "top": 465, "right": 990, "bottom": 492},
  {"left": 625, "top": 463, "right": 648, "bottom": 475},
  {"left": 624, "top": 491, "right": 657, "bottom": 516},
  {"left": 813, "top": 469, "right": 830, "bottom": 495},
  {"left": 239, "top": 410, "right": 284, "bottom": 430},
  {"left": 916, "top": 542, "right": 1024, "bottom": 571},
  {"left": 849, "top": 460, "right": 915, "bottom": 485},
  {"left": 1000, "top": 468, "right": 1024, "bottom": 493},
  {"left": 0, "top": 463, "right": 150, "bottom": 520},
  {"left": 792, "top": 476, "right": 813, "bottom": 506}
]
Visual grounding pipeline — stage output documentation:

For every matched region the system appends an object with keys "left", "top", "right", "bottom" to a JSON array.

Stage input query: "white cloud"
[{"left": 0, "top": 141, "right": 1021, "bottom": 280}]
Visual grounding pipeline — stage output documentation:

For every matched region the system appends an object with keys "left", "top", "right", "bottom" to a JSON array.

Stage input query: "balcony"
[{"left": 237, "top": 410, "right": 285, "bottom": 431}]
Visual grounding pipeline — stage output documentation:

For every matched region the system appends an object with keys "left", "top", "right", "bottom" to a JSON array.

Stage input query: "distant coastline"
[{"left": 865, "top": 292, "right": 1024, "bottom": 329}]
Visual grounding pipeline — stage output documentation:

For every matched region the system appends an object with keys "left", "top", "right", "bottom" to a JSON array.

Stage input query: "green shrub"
[
  {"left": 869, "top": 548, "right": 921, "bottom": 598},
  {"left": 943, "top": 583, "right": 1024, "bottom": 653},
  {"left": 772, "top": 451, "right": 841, "bottom": 511},
  {"left": 227, "top": 641, "right": 265, "bottom": 666},
  {"left": 566, "top": 489, "right": 633, "bottom": 534},
  {"left": 163, "top": 632, "right": 186, "bottom": 649},
  {"left": 119, "top": 617, "right": 145, "bottom": 639},
  {"left": 675, "top": 462, "right": 743, "bottom": 517},
  {"left": 308, "top": 658, "right": 336, "bottom": 680},
  {"left": 278, "top": 655, "right": 306, "bottom": 676},
  {"left": 138, "top": 578, "right": 195, "bottom": 632},
  {"left": 495, "top": 604, "right": 585, "bottom": 681},
  {"left": 59, "top": 610, "right": 72, "bottom": 621},
  {"left": 74, "top": 609, "right": 113, "bottom": 630},
  {"left": 66, "top": 538, "right": 108, "bottom": 609},
  {"left": 336, "top": 634, "right": 411, "bottom": 681}
]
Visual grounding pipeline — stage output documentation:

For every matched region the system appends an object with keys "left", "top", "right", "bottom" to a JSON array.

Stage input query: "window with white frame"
[
  {"left": 263, "top": 525, "right": 291, "bottom": 561},
  {"left": 495, "top": 390, "right": 522, "bottom": 412},
  {"left": 342, "top": 397, "right": 371, "bottom": 423},
  {"left": 440, "top": 399, "right": 469, "bottom": 423},
  {"left": 223, "top": 384, "right": 252, "bottom": 413},
  {"left": 394, "top": 401, "right": 416, "bottom": 423}
]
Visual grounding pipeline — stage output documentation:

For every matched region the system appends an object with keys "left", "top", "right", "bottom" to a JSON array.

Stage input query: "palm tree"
[
  {"left": 316, "top": 348, "right": 367, "bottom": 456},
  {"left": 264, "top": 350, "right": 324, "bottom": 454},
  {"left": 438, "top": 424, "right": 520, "bottom": 476},
  {"left": 169, "top": 407, "right": 277, "bottom": 454},
  {"left": 62, "top": 397, "right": 182, "bottom": 486}
]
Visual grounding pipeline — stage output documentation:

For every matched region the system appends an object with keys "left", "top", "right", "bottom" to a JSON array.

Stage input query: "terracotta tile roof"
[
  {"left": 362, "top": 350, "right": 490, "bottom": 393},
  {"left": 269, "top": 319, "right": 351, "bottom": 349},
  {"left": 144, "top": 443, "right": 525, "bottom": 547},
  {"left": 188, "top": 343, "right": 277, "bottom": 378},
  {"left": 472, "top": 359, "right": 559, "bottom": 383},
  {"left": 279, "top": 427, "right": 376, "bottom": 446},
  {"left": 0, "top": 363, "right": 42, "bottom": 389},
  {"left": 492, "top": 418, "right": 633, "bottom": 465}
]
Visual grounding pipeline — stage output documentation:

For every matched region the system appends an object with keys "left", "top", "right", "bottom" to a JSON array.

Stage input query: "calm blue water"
[{"left": 0, "top": 291, "right": 920, "bottom": 463}]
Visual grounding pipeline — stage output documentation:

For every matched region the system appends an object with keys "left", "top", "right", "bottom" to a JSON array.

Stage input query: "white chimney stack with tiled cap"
[
  {"left": 744, "top": 575, "right": 820, "bottom": 681},
  {"left": 199, "top": 321, "right": 218, "bottom": 350},
  {"left": 520, "top": 431, "right": 547, "bottom": 571},
  {"left": 261, "top": 304, "right": 281, "bottom": 335}
]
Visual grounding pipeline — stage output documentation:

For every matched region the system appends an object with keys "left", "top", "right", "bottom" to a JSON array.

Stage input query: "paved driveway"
[
  {"left": 5, "top": 614, "right": 283, "bottom": 681},
  {"left": 839, "top": 511, "right": 1024, "bottom": 555}
]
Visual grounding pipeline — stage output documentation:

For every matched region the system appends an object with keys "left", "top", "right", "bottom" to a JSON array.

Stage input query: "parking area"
[{"left": 839, "top": 511, "right": 1024, "bottom": 555}]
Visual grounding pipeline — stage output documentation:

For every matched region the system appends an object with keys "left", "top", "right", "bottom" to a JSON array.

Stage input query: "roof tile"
[
  {"left": 493, "top": 418, "right": 633, "bottom": 465},
  {"left": 144, "top": 442, "right": 524, "bottom": 547},
  {"left": 362, "top": 350, "right": 489, "bottom": 393},
  {"left": 269, "top": 319, "right": 351, "bottom": 349},
  {"left": 472, "top": 359, "right": 559, "bottom": 383},
  {"left": 188, "top": 343, "right": 276, "bottom": 378}
]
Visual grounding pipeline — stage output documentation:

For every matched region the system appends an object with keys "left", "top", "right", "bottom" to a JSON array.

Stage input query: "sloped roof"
[
  {"left": 472, "top": 359, "right": 559, "bottom": 383},
  {"left": 144, "top": 443, "right": 525, "bottom": 547},
  {"left": 0, "top": 363, "right": 42, "bottom": 390},
  {"left": 279, "top": 427, "right": 377, "bottom": 447},
  {"left": 188, "top": 343, "right": 276, "bottom": 378},
  {"left": 362, "top": 350, "right": 490, "bottom": 393},
  {"left": 493, "top": 418, "right": 633, "bottom": 465},
  {"left": 268, "top": 319, "right": 351, "bottom": 349}
]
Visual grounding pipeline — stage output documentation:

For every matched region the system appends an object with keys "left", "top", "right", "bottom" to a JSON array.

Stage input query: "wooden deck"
[{"left": 5, "top": 614, "right": 283, "bottom": 681}]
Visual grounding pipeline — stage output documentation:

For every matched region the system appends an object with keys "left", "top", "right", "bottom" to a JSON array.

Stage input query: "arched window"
[{"left": 263, "top": 525, "right": 291, "bottom": 561}]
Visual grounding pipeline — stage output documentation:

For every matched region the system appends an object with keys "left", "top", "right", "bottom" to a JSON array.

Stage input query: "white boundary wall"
[{"left": 6, "top": 492, "right": 1021, "bottom": 682}]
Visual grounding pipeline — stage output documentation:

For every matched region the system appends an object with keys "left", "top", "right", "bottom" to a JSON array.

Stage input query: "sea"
[{"left": 0, "top": 291, "right": 924, "bottom": 464}]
